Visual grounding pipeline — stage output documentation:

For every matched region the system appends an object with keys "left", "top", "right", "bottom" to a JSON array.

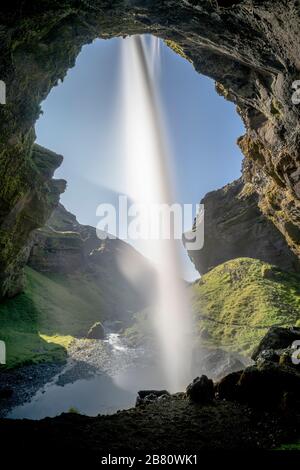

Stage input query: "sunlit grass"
[
  {"left": 191, "top": 258, "right": 300, "bottom": 355},
  {"left": 0, "top": 267, "right": 106, "bottom": 368}
]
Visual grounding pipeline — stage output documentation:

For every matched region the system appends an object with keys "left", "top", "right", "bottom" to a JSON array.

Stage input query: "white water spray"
[{"left": 121, "top": 35, "right": 192, "bottom": 392}]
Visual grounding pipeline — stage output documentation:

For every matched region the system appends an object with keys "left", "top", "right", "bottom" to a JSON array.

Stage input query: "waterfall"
[{"left": 121, "top": 35, "right": 192, "bottom": 392}]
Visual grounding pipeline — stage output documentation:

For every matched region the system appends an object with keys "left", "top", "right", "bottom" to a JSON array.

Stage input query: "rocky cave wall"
[
  {"left": 188, "top": 178, "right": 300, "bottom": 274},
  {"left": 1, "top": 0, "right": 300, "bottom": 298}
]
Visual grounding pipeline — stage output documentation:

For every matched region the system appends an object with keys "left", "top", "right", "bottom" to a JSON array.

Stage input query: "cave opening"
[
  {"left": 35, "top": 34, "right": 244, "bottom": 281},
  {"left": 1, "top": 3, "right": 300, "bottom": 453},
  {"left": 4, "top": 34, "right": 246, "bottom": 419}
]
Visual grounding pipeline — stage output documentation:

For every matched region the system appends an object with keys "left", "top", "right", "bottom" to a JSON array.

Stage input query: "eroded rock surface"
[{"left": 188, "top": 179, "right": 300, "bottom": 274}]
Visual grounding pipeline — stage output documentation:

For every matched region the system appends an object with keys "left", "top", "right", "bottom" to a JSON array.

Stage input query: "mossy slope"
[
  {"left": 191, "top": 258, "right": 300, "bottom": 355},
  {"left": 0, "top": 267, "right": 111, "bottom": 369}
]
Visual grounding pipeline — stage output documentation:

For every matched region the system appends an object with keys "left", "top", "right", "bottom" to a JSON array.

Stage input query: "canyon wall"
[
  {"left": 1, "top": 1, "right": 300, "bottom": 297},
  {"left": 188, "top": 178, "right": 300, "bottom": 274}
]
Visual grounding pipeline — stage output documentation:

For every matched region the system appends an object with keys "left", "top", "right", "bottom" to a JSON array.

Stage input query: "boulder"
[
  {"left": 252, "top": 326, "right": 300, "bottom": 361},
  {"left": 186, "top": 375, "right": 214, "bottom": 403},
  {"left": 136, "top": 390, "right": 170, "bottom": 406},
  {"left": 215, "top": 370, "right": 242, "bottom": 401},
  {"left": 216, "top": 361, "right": 300, "bottom": 409},
  {"left": 87, "top": 322, "right": 105, "bottom": 340},
  {"left": 237, "top": 361, "right": 300, "bottom": 408}
]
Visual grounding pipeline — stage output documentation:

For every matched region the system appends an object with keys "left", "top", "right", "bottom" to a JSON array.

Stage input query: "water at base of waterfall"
[{"left": 7, "top": 333, "right": 166, "bottom": 420}]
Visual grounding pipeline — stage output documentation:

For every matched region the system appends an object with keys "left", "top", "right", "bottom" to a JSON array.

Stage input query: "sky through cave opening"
[{"left": 35, "top": 35, "right": 244, "bottom": 282}]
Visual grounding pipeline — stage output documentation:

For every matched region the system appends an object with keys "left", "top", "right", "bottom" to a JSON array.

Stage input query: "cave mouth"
[
  {"left": 0, "top": 33, "right": 246, "bottom": 419},
  {"left": 35, "top": 34, "right": 244, "bottom": 282}
]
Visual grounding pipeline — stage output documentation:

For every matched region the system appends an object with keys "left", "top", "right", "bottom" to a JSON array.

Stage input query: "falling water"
[{"left": 121, "top": 36, "right": 193, "bottom": 392}]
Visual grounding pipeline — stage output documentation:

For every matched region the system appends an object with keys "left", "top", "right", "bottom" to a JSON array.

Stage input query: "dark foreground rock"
[
  {"left": 0, "top": 394, "right": 298, "bottom": 461},
  {"left": 216, "top": 326, "right": 300, "bottom": 410},
  {"left": 186, "top": 375, "right": 214, "bottom": 403}
]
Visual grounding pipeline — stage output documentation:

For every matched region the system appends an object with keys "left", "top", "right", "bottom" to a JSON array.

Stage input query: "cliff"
[{"left": 188, "top": 178, "right": 300, "bottom": 275}]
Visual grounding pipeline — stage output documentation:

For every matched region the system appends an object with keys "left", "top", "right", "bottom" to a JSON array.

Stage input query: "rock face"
[
  {"left": 1, "top": 3, "right": 300, "bottom": 297},
  {"left": 188, "top": 179, "right": 300, "bottom": 275},
  {"left": 0, "top": 144, "right": 65, "bottom": 297}
]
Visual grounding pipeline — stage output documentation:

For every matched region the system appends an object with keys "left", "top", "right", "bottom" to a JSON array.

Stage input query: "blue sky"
[{"left": 35, "top": 37, "right": 244, "bottom": 281}]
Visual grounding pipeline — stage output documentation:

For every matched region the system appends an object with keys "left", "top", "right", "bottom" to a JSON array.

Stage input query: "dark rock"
[
  {"left": 255, "top": 349, "right": 280, "bottom": 364},
  {"left": 186, "top": 375, "right": 214, "bottom": 403},
  {"left": 0, "top": 387, "right": 13, "bottom": 399},
  {"left": 237, "top": 361, "right": 300, "bottom": 409},
  {"left": 187, "top": 179, "right": 300, "bottom": 275},
  {"left": 215, "top": 370, "right": 242, "bottom": 401},
  {"left": 137, "top": 390, "right": 170, "bottom": 400},
  {"left": 87, "top": 322, "right": 105, "bottom": 340},
  {"left": 252, "top": 326, "right": 300, "bottom": 361},
  {"left": 216, "top": 327, "right": 300, "bottom": 410},
  {"left": 218, "top": 360, "right": 300, "bottom": 410},
  {"left": 136, "top": 390, "right": 170, "bottom": 406}
]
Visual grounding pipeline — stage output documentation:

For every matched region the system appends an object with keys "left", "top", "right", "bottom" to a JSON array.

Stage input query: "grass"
[
  {"left": 2, "top": 257, "right": 300, "bottom": 367},
  {"left": 191, "top": 258, "right": 300, "bottom": 355},
  {"left": 0, "top": 267, "right": 108, "bottom": 369},
  {"left": 124, "top": 258, "right": 300, "bottom": 356},
  {"left": 276, "top": 441, "right": 300, "bottom": 450}
]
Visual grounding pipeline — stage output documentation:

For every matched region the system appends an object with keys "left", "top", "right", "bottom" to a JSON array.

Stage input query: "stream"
[{"left": 7, "top": 333, "right": 166, "bottom": 420}]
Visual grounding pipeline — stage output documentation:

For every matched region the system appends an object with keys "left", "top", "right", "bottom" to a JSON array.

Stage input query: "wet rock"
[
  {"left": 256, "top": 349, "right": 280, "bottom": 364},
  {"left": 87, "top": 322, "right": 105, "bottom": 340},
  {"left": 186, "top": 375, "right": 214, "bottom": 403},
  {"left": 252, "top": 326, "right": 300, "bottom": 361},
  {"left": 136, "top": 390, "right": 170, "bottom": 406}
]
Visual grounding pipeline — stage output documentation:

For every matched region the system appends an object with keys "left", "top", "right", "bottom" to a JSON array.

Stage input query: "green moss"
[
  {"left": 0, "top": 267, "right": 107, "bottom": 369},
  {"left": 276, "top": 440, "right": 300, "bottom": 450},
  {"left": 164, "top": 40, "right": 191, "bottom": 62},
  {"left": 191, "top": 258, "right": 300, "bottom": 355}
]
